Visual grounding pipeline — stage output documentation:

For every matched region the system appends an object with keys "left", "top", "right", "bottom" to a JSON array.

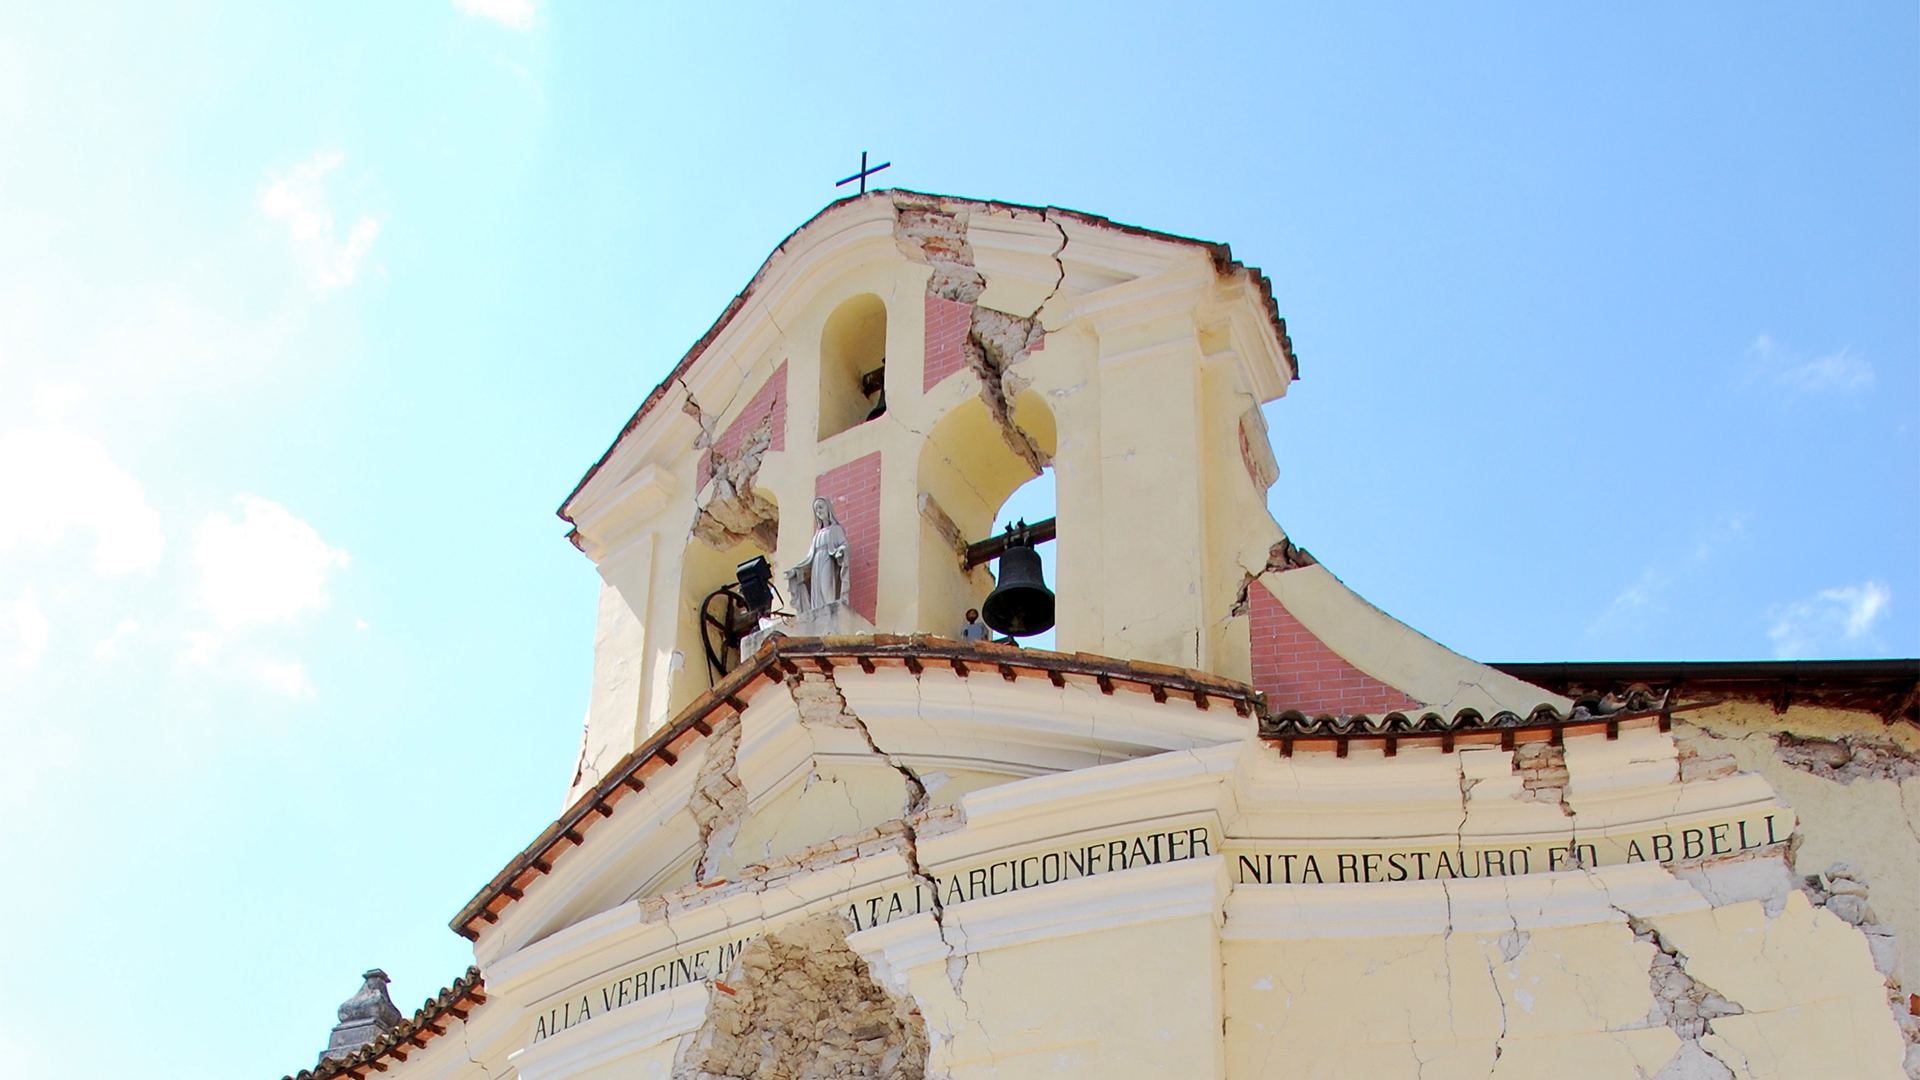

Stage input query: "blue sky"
[{"left": 0, "top": 3, "right": 1913, "bottom": 1077}]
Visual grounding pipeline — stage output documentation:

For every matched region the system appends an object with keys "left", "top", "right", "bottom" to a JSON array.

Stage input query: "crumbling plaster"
[
  {"left": 1673, "top": 704, "right": 1920, "bottom": 989},
  {"left": 559, "top": 192, "right": 1295, "bottom": 794},
  {"left": 446, "top": 189, "right": 1920, "bottom": 1080},
  {"left": 464, "top": 668, "right": 1919, "bottom": 1080}
]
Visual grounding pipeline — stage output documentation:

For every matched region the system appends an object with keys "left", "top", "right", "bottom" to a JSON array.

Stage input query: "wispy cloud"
[
  {"left": 1769, "top": 581, "right": 1892, "bottom": 659},
  {"left": 94, "top": 617, "right": 138, "bottom": 660},
  {"left": 258, "top": 660, "right": 315, "bottom": 698},
  {"left": 7, "top": 595, "right": 49, "bottom": 667},
  {"left": 0, "top": 427, "right": 163, "bottom": 574},
  {"left": 1590, "top": 514, "right": 1747, "bottom": 635},
  {"left": 258, "top": 151, "right": 381, "bottom": 293},
  {"left": 1748, "top": 333, "right": 1874, "bottom": 398},
  {"left": 192, "top": 497, "right": 349, "bottom": 629},
  {"left": 455, "top": 0, "right": 536, "bottom": 30}
]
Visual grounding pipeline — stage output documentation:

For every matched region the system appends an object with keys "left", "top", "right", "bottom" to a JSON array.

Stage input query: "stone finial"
[{"left": 320, "top": 969, "right": 403, "bottom": 1065}]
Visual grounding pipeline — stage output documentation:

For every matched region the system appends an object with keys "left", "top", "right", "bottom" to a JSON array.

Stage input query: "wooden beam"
[{"left": 962, "top": 517, "right": 1057, "bottom": 570}]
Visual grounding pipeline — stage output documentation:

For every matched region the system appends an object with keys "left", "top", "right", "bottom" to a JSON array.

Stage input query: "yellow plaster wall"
[
  {"left": 1650, "top": 891, "right": 1909, "bottom": 1079},
  {"left": 912, "top": 916, "right": 1226, "bottom": 1080},
  {"left": 721, "top": 759, "right": 909, "bottom": 877},
  {"left": 1676, "top": 703, "right": 1920, "bottom": 986},
  {"left": 1224, "top": 921, "right": 1674, "bottom": 1079}
]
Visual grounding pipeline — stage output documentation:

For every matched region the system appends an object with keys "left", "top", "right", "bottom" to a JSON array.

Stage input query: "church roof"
[
  {"left": 447, "top": 637, "right": 1878, "bottom": 943},
  {"left": 555, "top": 188, "right": 1297, "bottom": 536},
  {"left": 281, "top": 967, "right": 487, "bottom": 1080}
]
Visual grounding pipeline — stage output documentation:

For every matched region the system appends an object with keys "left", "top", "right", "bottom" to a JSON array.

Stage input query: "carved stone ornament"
[{"left": 320, "top": 969, "right": 403, "bottom": 1065}]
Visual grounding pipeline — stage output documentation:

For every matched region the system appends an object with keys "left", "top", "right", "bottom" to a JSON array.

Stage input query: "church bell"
[{"left": 982, "top": 536, "right": 1055, "bottom": 637}]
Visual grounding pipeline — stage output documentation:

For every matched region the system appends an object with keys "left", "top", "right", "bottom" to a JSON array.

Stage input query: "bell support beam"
[{"left": 962, "top": 517, "right": 1056, "bottom": 570}]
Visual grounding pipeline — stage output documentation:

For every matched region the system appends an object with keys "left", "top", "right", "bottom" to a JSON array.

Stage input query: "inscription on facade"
[
  {"left": 530, "top": 933, "right": 758, "bottom": 1043},
  {"left": 841, "top": 825, "right": 1214, "bottom": 931},
  {"left": 528, "top": 826, "right": 1213, "bottom": 1044},
  {"left": 1228, "top": 812, "right": 1787, "bottom": 884},
  {"left": 529, "top": 812, "right": 1789, "bottom": 1045}
]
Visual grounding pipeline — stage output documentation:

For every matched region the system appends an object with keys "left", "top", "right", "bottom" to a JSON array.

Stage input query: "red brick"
[
  {"left": 698, "top": 363, "right": 787, "bottom": 489},
  {"left": 1248, "top": 582, "right": 1421, "bottom": 716},
  {"left": 923, "top": 295, "right": 973, "bottom": 392},
  {"left": 816, "top": 453, "right": 882, "bottom": 622}
]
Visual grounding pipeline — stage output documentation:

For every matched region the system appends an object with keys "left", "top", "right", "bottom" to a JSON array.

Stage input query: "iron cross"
[{"left": 836, "top": 151, "right": 891, "bottom": 195}]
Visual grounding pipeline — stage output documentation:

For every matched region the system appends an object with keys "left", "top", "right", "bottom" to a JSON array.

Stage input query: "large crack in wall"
[
  {"left": 1627, "top": 919, "right": 1747, "bottom": 1080},
  {"left": 894, "top": 194, "right": 1052, "bottom": 476},
  {"left": 689, "top": 400, "right": 779, "bottom": 553},
  {"left": 688, "top": 715, "right": 747, "bottom": 883},
  {"left": 1801, "top": 861, "right": 1920, "bottom": 1070},
  {"left": 675, "top": 913, "right": 929, "bottom": 1080},
  {"left": 1228, "top": 537, "right": 1316, "bottom": 617}
]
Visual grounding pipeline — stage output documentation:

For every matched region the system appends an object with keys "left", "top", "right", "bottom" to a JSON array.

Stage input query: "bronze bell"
[{"left": 982, "top": 537, "right": 1055, "bottom": 637}]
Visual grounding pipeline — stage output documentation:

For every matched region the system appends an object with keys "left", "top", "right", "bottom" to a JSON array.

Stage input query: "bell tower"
[{"left": 558, "top": 191, "right": 1297, "bottom": 794}]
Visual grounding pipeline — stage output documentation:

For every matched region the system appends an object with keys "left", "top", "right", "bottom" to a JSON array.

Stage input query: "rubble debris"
[
  {"left": 1512, "top": 741, "right": 1572, "bottom": 812},
  {"left": 1775, "top": 733, "right": 1920, "bottom": 785},
  {"left": 688, "top": 716, "right": 747, "bottom": 882},
  {"left": 1229, "top": 537, "right": 1316, "bottom": 617},
  {"left": 1676, "top": 738, "right": 1740, "bottom": 784},
  {"left": 674, "top": 914, "right": 928, "bottom": 1080},
  {"left": 691, "top": 414, "right": 780, "bottom": 552},
  {"left": 1629, "top": 919, "right": 1744, "bottom": 1079},
  {"left": 1800, "top": 862, "right": 1920, "bottom": 1071}
]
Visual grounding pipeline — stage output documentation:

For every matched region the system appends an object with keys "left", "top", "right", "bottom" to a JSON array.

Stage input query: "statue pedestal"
[{"left": 740, "top": 602, "right": 873, "bottom": 656}]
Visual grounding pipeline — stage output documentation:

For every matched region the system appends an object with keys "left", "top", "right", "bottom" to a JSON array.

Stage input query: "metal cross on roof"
[{"left": 836, "top": 151, "right": 891, "bottom": 195}]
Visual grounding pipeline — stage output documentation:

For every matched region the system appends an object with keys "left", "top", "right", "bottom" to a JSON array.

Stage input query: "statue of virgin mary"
[{"left": 785, "top": 497, "right": 850, "bottom": 615}]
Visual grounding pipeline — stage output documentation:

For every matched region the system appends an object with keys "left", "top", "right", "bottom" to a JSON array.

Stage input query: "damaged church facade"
[{"left": 287, "top": 191, "right": 1920, "bottom": 1080}]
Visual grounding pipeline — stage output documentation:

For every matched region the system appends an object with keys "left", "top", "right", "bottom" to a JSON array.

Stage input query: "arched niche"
[
  {"left": 818, "top": 294, "right": 887, "bottom": 441},
  {"left": 914, "top": 389, "right": 1058, "bottom": 637},
  {"left": 671, "top": 495, "right": 777, "bottom": 714}
]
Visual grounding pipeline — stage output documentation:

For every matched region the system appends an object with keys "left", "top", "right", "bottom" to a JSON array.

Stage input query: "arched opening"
[
  {"left": 818, "top": 294, "right": 887, "bottom": 440},
  {"left": 673, "top": 489, "right": 778, "bottom": 713},
  {"left": 988, "top": 467, "right": 1057, "bottom": 650},
  {"left": 914, "top": 389, "right": 1057, "bottom": 639}
]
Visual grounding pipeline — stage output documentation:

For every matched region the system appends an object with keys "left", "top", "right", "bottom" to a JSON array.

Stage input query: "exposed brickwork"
[
  {"left": 816, "top": 453, "right": 881, "bottom": 622},
  {"left": 923, "top": 295, "right": 973, "bottom": 392},
  {"left": 1248, "top": 580, "right": 1421, "bottom": 716},
  {"left": 699, "top": 363, "right": 787, "bottom": 489}
]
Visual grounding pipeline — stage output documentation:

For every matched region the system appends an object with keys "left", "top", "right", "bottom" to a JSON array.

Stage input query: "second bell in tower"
[{"left": 982, "top": 539, "right": 1055, "bottom": 637}]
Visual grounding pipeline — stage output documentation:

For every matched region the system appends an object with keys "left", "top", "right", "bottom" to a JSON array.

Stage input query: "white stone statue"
[{"left": 786, "top": 497, "right": 850, "bottom": 615}]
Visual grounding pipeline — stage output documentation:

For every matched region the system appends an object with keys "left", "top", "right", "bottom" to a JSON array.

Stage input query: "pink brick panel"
[
  {"left": 698, "top": 363, "right": 787, "bottom": 489},
  {"left": 816, "top": 452, "right": 882, "bottom": 623},
  {"left": 923, "top": 295, "right": 973, "bottom": 392},
  {"left": 1248, "top": 581, "right": 1422, "bottom": 716}
]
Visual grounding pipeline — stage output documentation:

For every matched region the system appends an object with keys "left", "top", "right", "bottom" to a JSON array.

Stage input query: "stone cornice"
[{"left": 449, "top": 637, "right": 1818, "bottom": 946}]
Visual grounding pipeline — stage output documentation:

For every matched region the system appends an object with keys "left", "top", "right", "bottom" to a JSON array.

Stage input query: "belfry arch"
[
  {"left": 817, "top": 293, "right": 887, "bottom": 440},
  {"left": 675, "top": 489, "right": 777, "bottom": 710},
  {"left": 914, "top": 390, "right": 1057, "bottom": 638}
]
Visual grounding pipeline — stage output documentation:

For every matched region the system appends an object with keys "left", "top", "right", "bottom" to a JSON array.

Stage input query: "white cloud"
[
  {"left": 182, "top": 630, "right": 222, "bottom": 664},
  {"left": 193, "top": 497, "right": 349, "bottom": 628},
  {"left": 1748, "top": 334, "right": 1874, "bottom": 397},
  {"left": 455, "top": 0, "right": 536, "bottom": 29},
  {"left": 94, "top": 618, "right": 138, "bottom": 659},
  {"left": 258, "top": 660, "right": 315, "bottom": 698},
  {"left": 0, "top": 427, "right": 164, "bottom": 574},
  {"left": 1591, "top": 514, "right": 1746, "bottom": 634},
  {"left": 259, "top": 152, "right": 381, "bottom": 293},
  {"left": 1769, "top": 581, "right": 1892, "bottom": 658},
  {"left": 7, "top": 595, "right": 49, "bottom": 667}
]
